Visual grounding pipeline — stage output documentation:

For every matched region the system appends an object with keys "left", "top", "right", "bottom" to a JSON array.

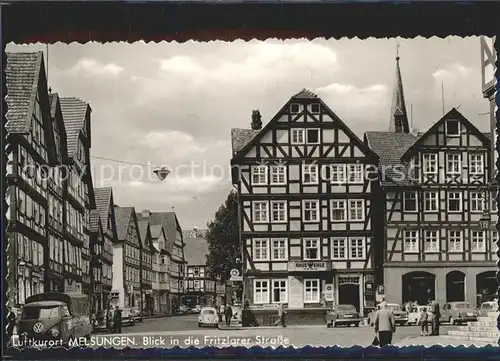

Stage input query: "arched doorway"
[
  {"left": 402, "top": 271, "right": 435, "bottom": 305},
  {"left": 446, "top": 271, "right": 465, "bottom": 302},
  {"left": 476, "top": 271, "right": 497, "bottom": 305},
  {"left": 337, "top": 275, "right": 361, "bottom": 312}
]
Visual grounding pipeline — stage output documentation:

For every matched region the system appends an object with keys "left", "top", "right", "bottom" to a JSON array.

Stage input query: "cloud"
[
  {"left": 137, "top": 130, "right": 207, "bottom": 160},
  {"left": 432, "top": 63, "right": 469, "bottom": 80},
  {"left": 68, "top": 58, "right": 124, "bottom": 76}
]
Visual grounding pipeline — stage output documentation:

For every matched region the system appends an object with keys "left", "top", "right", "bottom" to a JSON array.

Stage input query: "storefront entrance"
[
  {"left": 446, "top": 271, "right": 465, "bottom": 302},
  {"left": 402, "top": 271, "right": 435, "bottom": 305},
  {"left": 337, "top": 275, "right": 361, "bottom": 313},
  {"left": 476, "top": 271, "right": 497, "bottom": 304}
]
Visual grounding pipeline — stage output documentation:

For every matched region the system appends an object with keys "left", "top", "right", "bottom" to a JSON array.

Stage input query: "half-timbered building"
[
  {"left": 230, "top": 89, "right": 379, "bottom": 316},
  {"left": 60, "top": 97, "right": 93, "bottom": 295},
  {"left": 89, "top": 210, "right": 104, "bottom": 311},
  {"left": 137, "top": 210, "right": 187, "bottom": 312},
  {"left": 366, "top": 111, "right": 498, "bottom": 307},
  {"left": 138, "top": 220, "right": 154, "bottom": 314},
  {"left": 150, "top": 222, "right": 171, "bottom": 314},
  {"left": 94, "top": 187, "right": 117, "bottom": 308},
  {"left": 112, "top": 206, "right": 142, "bottom": 308},
  {"left": 6, "top": 52, "right": 53, "bottom": 306}
]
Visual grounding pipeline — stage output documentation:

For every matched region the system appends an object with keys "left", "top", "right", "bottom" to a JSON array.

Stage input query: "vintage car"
[
  {"left": 326, "top": 304, "right": 361, "bottom": 328},
  {"left": 92, "top": 310, "right": 109, "bottom": 331},
  {"left": 479, "top": 301, "right": 498, "bottom": 317},
  {"left": 369, "top": 303, "right": 408, "bottom": 326},
  {"left": 191, "top": 305, "right": 202, "bottom": 314},
  {"left": 439, "top": 302, "right": 479, "bottom": 325},
  {"left": 407, "top": 305, "right": 432, "bottom": 325},
  {"left": 198, "top": 307, "right": 219, "bottom": 327},
  {"left": 131, "top": 307, "right": 143, "bottom": 323},
  {"left": 121, "top": 308, "right": 136, "bottom": 326}
]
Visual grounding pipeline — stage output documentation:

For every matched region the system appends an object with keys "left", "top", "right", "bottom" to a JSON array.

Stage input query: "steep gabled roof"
[
  {"left": 401, "top": 108, "right": 491, "bottom": 161},
  {"left": 137, "top": 220, "right": 152, "bottom": 251},
  {"left": 94, "top": 187, "right": 113, "bottom": 231},
  {"left": 231, "top": 90, "right": 378, "bottom": 161},
  {"left": 183, "top": 236, "right": 209, "bottom": 266},
  {"left": 114, "top": 206, "right": 133, "bottom": 241},
  {"left": 136, "top": 211, "right": 183, "bottom": 254},
  {"left": 364, "top": 131, "right": 418, "bottom": 187},
  {"left": 60, "top": 97, "right": 90, "bottom": 157},
  {"left": 5, "top": 52, "right": 43, "bottom": 133}
]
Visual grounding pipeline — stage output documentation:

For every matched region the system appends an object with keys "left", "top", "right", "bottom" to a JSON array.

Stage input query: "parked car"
[
  {"left": 198, "top": 307, "right": 219, "bottom": 327},
  {"left": 191, "top": 305, "right": 202, "bottom": 314},
  {"left": 479, "top": 301, "right": 498, "bottom": 317},
  {"left": 407, "top": 305, "right": 432, "bottom": 325},
  {"left": 440, "top": 302, "right": 479, "bottom": 325},
  {"left": 369, "top": 303, "right": 408, "bottom": 326},
  {"left": 326, "top": 304, "right": 361, "bottom": 328},
  {"left": 121, "top": 308, "right": 136, "bottom": 326},
  {"left": 131, "top": 307, "right": 143, "bottom": 323},
  {"left": 92, "top": 310, "right": 109, "bottom": 331},
  {"left": 178, "top": 305, "right": 188, "bottom": 314}
]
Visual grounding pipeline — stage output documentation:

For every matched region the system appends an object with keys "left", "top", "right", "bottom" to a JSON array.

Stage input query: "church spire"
[{"left": 389, "top": 45, "right": 410, "bottom": 133}]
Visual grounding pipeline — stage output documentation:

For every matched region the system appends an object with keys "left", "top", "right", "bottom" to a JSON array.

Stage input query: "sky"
[{"left": 7, "top": 37, "right": 494, "bottom": 231}]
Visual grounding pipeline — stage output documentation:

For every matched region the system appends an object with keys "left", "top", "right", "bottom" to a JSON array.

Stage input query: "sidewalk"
[
  {"left": 396, "top": 335, "right": 496, "bottom": 347},
  {"left": 142, "top": 313, "right": 170, "bottom": 320}
]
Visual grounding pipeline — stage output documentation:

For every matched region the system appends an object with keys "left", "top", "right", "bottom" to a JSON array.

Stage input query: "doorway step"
[{"left": 446, "top": 312, "right": 499, "bottom": 344}]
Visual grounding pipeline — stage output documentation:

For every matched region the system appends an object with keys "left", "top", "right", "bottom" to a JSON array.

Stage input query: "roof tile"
[
  {"left": 5, "top": 52, "right": 43, "bottom": 133},
  {"left": 231, "top": 128, "right": 260, "bottom": 155},
  {"left": 113, "top": 206, "right": 133, "bottom": 241},
  {"left": 136, "top": 212, "right": 182, "bottom": 254},
  {"left": 183, "top": 236, "right": 209, "bottom": 266},
  {"left": 94, "top": 187, "right": 112, "bottom": 231},
  {"left": 60, "top": 97, "right": 89, "bottom": 157}
]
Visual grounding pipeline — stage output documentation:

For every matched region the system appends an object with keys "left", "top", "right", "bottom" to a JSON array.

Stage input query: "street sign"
[
  {"left": 324, "top": 284, "right": 334, "bottom": 301},
  {"left": 230, "top": 269, "right": 240, "bottom": 277},
  {"left": 230, "top": 275, "right": 243, "bottom": 282},
  {"left": 377, "top": 285, "right": 385, "bottom": 295}
]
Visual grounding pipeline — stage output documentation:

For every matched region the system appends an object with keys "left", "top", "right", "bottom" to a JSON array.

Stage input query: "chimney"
[{"left": 142, "top": 209, "right": 150, "bottom": 218}]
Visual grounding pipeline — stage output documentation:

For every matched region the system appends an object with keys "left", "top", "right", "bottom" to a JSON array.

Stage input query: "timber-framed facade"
[{"left": 231, "top": 89, "right": 379, "bottom": 316}]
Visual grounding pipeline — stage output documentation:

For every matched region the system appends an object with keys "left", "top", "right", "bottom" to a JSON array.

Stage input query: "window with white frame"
[
  {"left": 253, "top": 201, "right": 269, "bottom": 222},
  {"left": 446, "top": 154, "right": 461, "bottom": 174},
  {"left": 470, "top": 192, "right": 484, "bottom": 213},
  {"left": 349, "top": 237, "right": 366, "bottom": 259},
  {"left": 423, "top": 154, "right": 438, "bottom": 175},
  {"left": 291, "top": 129, "right": 305, "bottom": 144},
  {"left": 447, "top": 192, "right": 462, "bottom": 212},
  {"left": 303, "top": 164, "right": 319, "bottom": 184},
  {"left": 424, "top": 191, "right": 438, "bottom": 212},
  {"left": 303, "top": 200, "right": 319, "bottom": 222},
  {"left": 304, "top": 279, "right": 320, "bottom": 303},
  {"left": 271, "top": 239, "right": 288, "bottom": 260},
  {"left": 331, "top": 200, "right": 346, "bottom": 221},
  {"left": 348, "top": 200, "right": 365, "bottom": 221},
  {"left": 471, "top": 230, "right": 485, "bottom": 252},
  {"left": 331, "top": 237, "right": 347, "bottom": 259},
  {"left": 348, "top": 164, "right": 364, "bottom": 184},
  {"left": 470, "top": 154, "right": 484, "bottom": 175},
  {"left": 448, "top": 230, "right": 463, "bottom": 252},
  {"left": 403, "top": 192, "right": 418, "bottom": 212},
  {"left": 446, "top": 119, "right": 460, "bottom": 136},
  {"left": 424, "top": 230, "right": 439, "bottom": 253},
  {"left": 330, "top": 164, "right": 346, "bottom": 184},
  {"left": 303, "top": 238, "right": 320, "bottom": 260},
  {"left": 270, "top": 165, "right": 286, "bottom": 185},
  {"left": 404, "top": 230, "right": 419, "bottom": 253},
  {"left": 306, "top": 129, "right": 320, "bottom": 144},
  {"left": 272, "top": 280, "right": 288, "bottom": 303},
  {"left": 271, "top": 201, "right": 287, "bottom": 223},
  {"left": 254, "top": 280, "right": 269, "bottom": 304},
  {"left": 251, "top": 166, "right": 268, "bottom": 185},
  {"left": 492, "top": 230, "right": 498, "bottom": 246},
  {"left": 253, "top": 239, "right": 269, "bottom": 261}
]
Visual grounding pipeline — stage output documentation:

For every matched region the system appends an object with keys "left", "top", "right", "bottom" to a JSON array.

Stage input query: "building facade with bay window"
[{"left": 230, "top": 90, "right": 378, "bottom": 318}]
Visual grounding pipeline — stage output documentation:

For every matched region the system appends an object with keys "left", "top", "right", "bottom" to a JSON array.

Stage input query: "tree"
[
  {"left": 251, "top": 110, "right": 262, "bottom": 130},
  {"left": 206, "top": 190, "right": 240, "bottom": 281}
]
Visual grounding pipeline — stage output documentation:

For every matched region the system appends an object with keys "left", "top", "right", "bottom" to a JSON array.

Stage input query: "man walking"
[
  {"left": 113, "top": 306, "right": 122, "bottom": 334},
  {"left": 429, "top": 299, "right": 441, "bottom": 336},
  {"left": 373, "top": 301, "right": 396, "bottom": 347},
  {"left": 224, "top": 304, "right": 233, "bottom": 327}
]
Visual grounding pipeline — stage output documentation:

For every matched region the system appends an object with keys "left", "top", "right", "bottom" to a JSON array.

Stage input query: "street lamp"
[
  {"left": 153, "top": 167, "right": 171, "bottom": 181},
  {"left": 479, "top": 184, "right": 492, "bottom": 231}
]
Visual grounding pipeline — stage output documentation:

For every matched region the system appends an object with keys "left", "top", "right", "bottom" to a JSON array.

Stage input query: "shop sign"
[{"left": 288, "top": 261, "right": 329, "bottom": 272}]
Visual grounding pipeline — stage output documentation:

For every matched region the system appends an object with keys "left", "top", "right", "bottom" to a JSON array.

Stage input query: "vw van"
[{"left": 18, "top": 292, "right": 92, "bottom": 345}]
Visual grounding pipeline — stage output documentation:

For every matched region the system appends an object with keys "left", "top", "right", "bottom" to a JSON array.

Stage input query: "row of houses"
[
  {"left": 230, "top": 55, "right": 497, "bottom": 317},
  {"left": 5, "top": 51, "right": 225, "bottom": 315}
]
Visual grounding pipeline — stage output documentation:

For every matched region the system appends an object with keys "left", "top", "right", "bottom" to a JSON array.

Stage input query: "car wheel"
[
  {"left": 198, "top": 323, "right": 202, "bottom": 327},
  {"left": 326, "top": 322, "right": 332, "bottom": 328},
  {"left": 354, "top": 323, "right": 359, "bottom": 327}
]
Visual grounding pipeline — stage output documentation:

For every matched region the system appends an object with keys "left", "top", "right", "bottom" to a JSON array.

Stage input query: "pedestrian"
[
  {"left": 405, "top": 302, "right": 412, "bottom": 314},
  {"left": 432, "top": 300, "right": 441, "bottom": 336},
  {"left": 6, "top": 307, "right": 16, "bottom": 342},
  {"left": 279, "top": 303, "right": 287, "bottom": 328},
  {"left": 244, "top": 298, "right": 250, "bottom": 310},
  {"left": 106, "top": 306, "right": 114, "bottom": 331},
  {"left": 373, "top": 301, "right": 396, "bottom": 347},
  {"left": 113, "top": 306, "right": 122, "bottom": 334},
  {"left": 419, "top": 307, "right": 429, "bottom": 336},
  {"left": 224, "top": 304, "right": 233, "bottom": 327}
]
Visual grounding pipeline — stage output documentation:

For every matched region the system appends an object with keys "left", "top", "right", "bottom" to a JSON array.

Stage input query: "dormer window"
[
  {"left": 445, "top": 119, "right": 460, "bottom": 136},
  {"left": 311, "top": 103, "right": 320, "bottom": 114},
  {"left": 290, "top": 103, "right": 300, "bottom": 114}
]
